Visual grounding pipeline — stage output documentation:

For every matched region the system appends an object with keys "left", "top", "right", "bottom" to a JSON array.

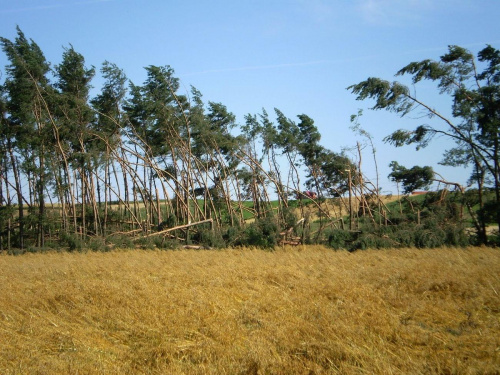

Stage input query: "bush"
[
  {"left": 106, "top": 234, "right": 134, "bottom": 249},
  {"left": 479, "top": 200, "right": 500, "bottom": 224},
  {"left": 59, "top": 232, "right": 84, "bottom": 252},
  {"left": 134, "top": 236, "right": 158, "bottom": 250},
  {"left": 326, "top": 229, "right": 357, "bottom": 250},
  {"left": 415, "top": 228, "right": 445, "bottom": 248},
  {"left": 153, "top": 237, "right": 179, "bottom": 250},
  {"left": 88, "top": 236, "right": 108, "bottom": 252},
  {"left": 223, "top": 226, "right": 243, "bottom": 247},
  {"left": 281, "top": 206, "right": 298, "bottom": 230},
  {"left": 488, "top": 233, "right": 500, "bottom": 246},
  {"left": 240, "top": 217, "right": 279, "bottom": 248},
  {"left": 194, "top": 229, "right": 226, "bottom": 248},
  {"left": 444, "top": 225, "right": 470, "bottom": 247},
  {"left": 351, "top": 233, "right": 395, "bottom": 251},
  {"left": 393, "top": 228, "right": 415, "bottom": 247}
]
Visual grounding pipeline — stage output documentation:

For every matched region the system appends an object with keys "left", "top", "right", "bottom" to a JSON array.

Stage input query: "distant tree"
[
  {"left": 348, "top": 44, "right": 500, "bottom": 241},
  {"left": 388, "top": 162, "right": 433, "bottom": 195}
]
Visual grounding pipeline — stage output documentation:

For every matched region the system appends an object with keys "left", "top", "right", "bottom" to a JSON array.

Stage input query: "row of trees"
[
  {"left": 0, "top": 27, "right": 367, "bottom": 250},
  {"left": 0, "top": 28, "right": 498, "bottom": 250}
]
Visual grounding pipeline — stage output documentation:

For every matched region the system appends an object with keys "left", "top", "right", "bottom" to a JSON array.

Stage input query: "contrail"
[
  {"left": 181, "top": 60, "right": 333, "bottom": 77},
  {"left": 0, "top": 0, "right": 113, "bottom": 14},
  {"left": 180, "top": 41, "right": 500, "bottom": 77},
  {"left": 181, "top": 56, "right": 380, "bottom": 77}
]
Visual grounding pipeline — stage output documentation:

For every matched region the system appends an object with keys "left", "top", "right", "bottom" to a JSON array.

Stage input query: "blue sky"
[{"left": 1, "top": 0, "right": 499, "bottom": 194}]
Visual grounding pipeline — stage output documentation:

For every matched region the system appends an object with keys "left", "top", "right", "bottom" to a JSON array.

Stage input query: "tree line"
[
  {"left": 0, "top": 27, "right": 363, "bottom": 251},
  {"left": 0, "top": 27, "right": 498, "bottom": 251}
]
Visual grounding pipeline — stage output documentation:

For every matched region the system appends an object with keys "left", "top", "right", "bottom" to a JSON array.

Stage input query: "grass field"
[{"left": 1, "top": 246, "right": 499, "bottom": 374}]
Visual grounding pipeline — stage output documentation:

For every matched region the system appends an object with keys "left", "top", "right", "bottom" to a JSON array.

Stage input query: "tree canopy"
[
  {"left": 349, "top": 44, "right": 500, "bottom": 242},
  {"left": 0, "top": 28, "right": 497, "bottom": 250}
]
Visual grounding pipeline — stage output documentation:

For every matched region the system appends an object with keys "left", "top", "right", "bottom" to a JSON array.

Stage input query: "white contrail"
[
  {"left": 0, "top": 0, "right": 113, "bottom": 14},
  {"left": 182, "top": 60, "right": 332, "bottom": 76},
  {"left": 181, "top": 41, "right": 500, "bottom": 77},
  {"left": 181, "top": 57, "right": 379, "bottom": 77}
]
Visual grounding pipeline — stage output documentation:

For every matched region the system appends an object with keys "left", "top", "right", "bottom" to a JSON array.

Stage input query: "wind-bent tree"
[
  {"left": 54, "top": 45, "right": 96, "bottom": 237},
  {"left": 348, "top": 44, "right": 500, "bottom": 242},
  {"left": 295, "top": 114, "right": 354, "bottom": 199},
  {"left": 125, "top": 65, "right": 188, "bottom": 225},
  {"left": 1, "top": 27, "right": 53, "bottom": 247},
  {"left": 90, "top": 61, "right": 128, "bottom": 234},
  {"left": 0, "top": 86, "right": 15, "bottom": 249},
  {"left": 190, "top": 96, "right": 245, "bottom": 225},
  {"left": 242, "top": 109, "right": 288, "bottom": 223}
]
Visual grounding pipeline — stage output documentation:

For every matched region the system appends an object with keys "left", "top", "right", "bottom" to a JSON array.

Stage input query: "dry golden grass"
[{"left": 1, "top": 246, "right": 499, "bottom": 374}]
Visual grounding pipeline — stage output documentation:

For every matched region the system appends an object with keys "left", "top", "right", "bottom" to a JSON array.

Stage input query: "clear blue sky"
[{"left": 1, "top": 0, "right": 499, "bottom": 194}]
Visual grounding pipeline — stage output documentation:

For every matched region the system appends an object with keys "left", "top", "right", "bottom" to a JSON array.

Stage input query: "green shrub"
[
  {"left": 444, "top": 225, "right": 470, "bottom": 247},
  {"left": 415, "top": 228, "right": 445, "bottom": 248},
  {"left": 106, "top": 234, "right": 135, "bottom": 249},
  {"left": 393, "top": 228, "right": 415, "bottom": 247},
  {"left": 194, "top": 229, "right": 226, "bottom": 248},
  {"left": 326, "top": 229, "right": 357, "bottom": 250},
  {"left": 351, "top": 233, "right": 396, "bottom": 251},
  {"left": 88, "top": 236, "right": 107, "bottom": 251},
  {"left": 59, "top": 232, "right": 84, "bottom": 252},
  {"left": 240, "top": 217, "right": 279, "bottom": 248},
  {"left": 488, "top": 233, "right": 500, "bottom": 246},
  {"left": 479, "top": 201, "right": 500, "bottom": 224},
  {"left": 223, "top": 226, "right": 243, "bottom": 247},
  {"left": 135, "top": 236, "right": 158, "bottom": 250},
  {"left": 153, "top": 237, "right": 179, "bottom": 250}
]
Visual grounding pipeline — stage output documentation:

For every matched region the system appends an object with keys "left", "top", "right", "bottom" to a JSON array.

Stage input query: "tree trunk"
[{"left": 8, "top": 143, "right": 23, "bottom": 249}]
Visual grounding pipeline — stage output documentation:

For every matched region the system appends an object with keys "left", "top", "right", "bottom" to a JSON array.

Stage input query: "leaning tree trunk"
[{"left": 8, "top": 143, "right": 23, "bottom": 249}]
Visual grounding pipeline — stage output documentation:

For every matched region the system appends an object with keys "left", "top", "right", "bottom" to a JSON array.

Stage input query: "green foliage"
[
  {"left": 488, "top": 233, "right": 500, "bottom": 246},
  {"left": 414, "top": 227, "right": 452, "bottom": 248},
  {"left": 347, "top": 78, "right": 412, "bottom": 114},
  {"left": 90, "top": 61, "right": 127, "bottom": 138},
  {"left": 325, "top": 189, "right": 471, "bottom": 251},
  {"left": 349, "top": 44, "right": 500, "bottom": 241},
  {"left": 59, "top": 232, "right": 84, "bottom": 252},
  {"left": 280, "top": 205, "right": 298, "bottom": 231},
  {"left": 326, "top": 222, "right": 469, "bottom": 251},
  {"left": 87, "top": 236, "right": 107, "bottom": 252},
  {"left": 194, "top": 229, "right": 226, "bottom": 249},
  {"left": 351, "top": 233, "right": 396, "bottom": 251},
  {"left": 134, "top": 236, "right": 179, "bottom": 250},
  {"left": 0, "top": 29, "right": 494, "bottom": 251},
  {"left": 326, "top": 229, "right": 357, "bottom": 250},
  {"left": 479, "top": 200, "right": 500, "bottom": 224},
  {"left": 222, "top": 226, "right": 242, "bottom": 247},
  {"left": 384, "top": 126, "right": 431, "bottom": 149},
  {"left": 239, "top": 217, "right": 279, "bottom": 249},
  {"left": 106, "top": 234, "right": 134, "bottom": 249},
  {"left": 388, "top": 161, "right": 434, "bottom": 194}
]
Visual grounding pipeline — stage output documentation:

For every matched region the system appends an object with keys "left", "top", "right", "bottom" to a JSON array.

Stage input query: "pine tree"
[
  {"left": 349, "top": 45, "right": 500, "bottom": 242},
  {"left": 1, "top": 27, "right": 52, "bottom": 247}
]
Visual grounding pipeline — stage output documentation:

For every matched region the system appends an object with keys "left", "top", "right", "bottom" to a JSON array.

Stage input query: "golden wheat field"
[{"left": 0, "top": 246, "right": 499, "bottom": 375}]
